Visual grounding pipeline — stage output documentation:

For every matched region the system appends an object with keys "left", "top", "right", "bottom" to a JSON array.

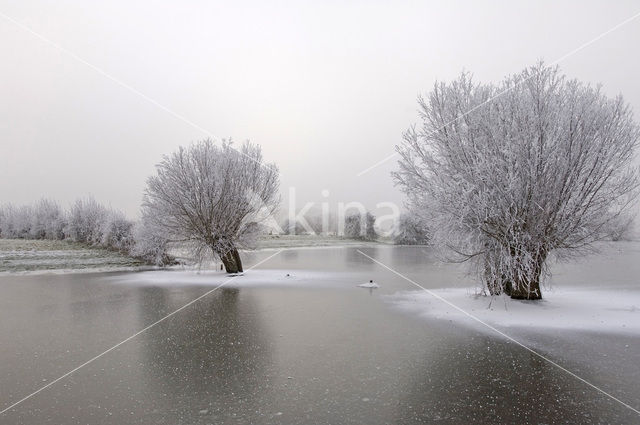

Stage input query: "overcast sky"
[{"left": 1, "top": 0, "right": 640, "bottom": 218}]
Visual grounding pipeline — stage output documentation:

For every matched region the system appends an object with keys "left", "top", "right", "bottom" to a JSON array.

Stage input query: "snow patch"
[
  {"left": 385, "top": 287, "right": 640, "bottom": 334},
  {"left": 103, "top": 268, "right": 355, "bottom": 288}
]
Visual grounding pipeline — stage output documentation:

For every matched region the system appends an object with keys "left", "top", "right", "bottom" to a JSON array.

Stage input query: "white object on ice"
[{"left": 358, "top": 280, "right": 380, "bottom": 289}]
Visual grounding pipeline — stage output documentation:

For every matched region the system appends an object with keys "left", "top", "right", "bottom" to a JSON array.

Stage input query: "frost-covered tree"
[
  {"left": 364, "top": 212, "right": 378, "bottom": 240},
  {"left": 394, "top": 212, "right": 431, "bottom": 245},
  {"left": 395, "top": 63, "right": 640, "bottom": 299},
  {"left": 343, "top": 214, "right": 360, "bottom": 239},
  {"left": 142, "top": 139, "right": 280, "bottom": 273},
  {"left": 344, "top": 212, "right": 378, "bottom": 240}
]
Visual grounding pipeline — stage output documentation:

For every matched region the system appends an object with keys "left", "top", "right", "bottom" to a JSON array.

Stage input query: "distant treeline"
[{"left": 0, "top": 198, "right": 173, "bottom": 265}]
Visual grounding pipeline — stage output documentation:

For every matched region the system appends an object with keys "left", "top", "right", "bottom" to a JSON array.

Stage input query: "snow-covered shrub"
[
  {"left": 64, "top": 198, "right": 141, "bottom": 252},
  {"left": 0, "top": 205, "right": 14, "bottom": 238},
  {"left": 130, "top": 218, "right": 174, "bottom": 266},
  {"left": 64, "top": 197, "right": 108, "bottom": 244},
  {"left": 100, "top": 210, "right": 135, "bottom": 252},
  {"left": 0, "top": 205, "right": 12, "bottom": 238},
  {"left": 394, "top": 212, "right": 430, "bottom": 245},
  {"left": 0, "top": 197, "right": 170, "bottom": 266},
  {"left": 29, "top": 199, "right": 66, "bottom": 240},
  {"left": 0, "top": 204, "right": 33, "bottom": 239},
  {"left": 0, "top": 200, "right": 66, "bottom": 240}
]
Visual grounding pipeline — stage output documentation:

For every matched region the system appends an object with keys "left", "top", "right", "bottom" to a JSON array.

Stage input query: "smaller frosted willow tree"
[
  {"left": 142, "top": 139, "right": 279, "bottom": 273},
  {"left": 395, "top": 63, "right": 640, "bottom": 300}
]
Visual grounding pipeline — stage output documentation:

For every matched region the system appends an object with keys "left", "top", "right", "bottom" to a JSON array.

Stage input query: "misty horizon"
[{"left": 2, "top": 1, "right": 640, "bottom": 219}]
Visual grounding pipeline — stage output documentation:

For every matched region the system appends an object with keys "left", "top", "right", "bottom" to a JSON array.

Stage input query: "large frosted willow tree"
[
  {"left": 142, "top": 139, "right": 279, "bottom": 273},
  {"left": 395, "top": 63, "right": 639, "bottom": 299}
]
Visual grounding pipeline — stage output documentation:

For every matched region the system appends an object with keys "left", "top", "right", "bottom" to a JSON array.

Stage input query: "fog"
[{"left": 1, "top": 0, "right": 639, "bottom": 217}]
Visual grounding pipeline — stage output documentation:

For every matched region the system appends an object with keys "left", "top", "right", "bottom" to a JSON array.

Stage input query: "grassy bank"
[
  {"left": 254, "top": 234, "right": 391, "bottom": 250},
  {"left": 1, "top": 235, "right": 391, "bottom": 274},
  {"left": 0, "top": 239, "right": 145, "bottom": 274}
]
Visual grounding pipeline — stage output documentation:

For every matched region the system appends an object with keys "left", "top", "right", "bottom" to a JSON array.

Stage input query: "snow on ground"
[
  {"left": 104, "top": 268, "right": 357, "bottom": 289},
  {"left": 385, "top": 287, "right": 640, "bottom": 334}
]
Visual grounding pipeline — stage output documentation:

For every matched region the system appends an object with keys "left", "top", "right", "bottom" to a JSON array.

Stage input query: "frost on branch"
[
  {"left": 394, "top": 63, "right": 640, "bottom": 299},
  {"left": 142, "top": 139, "right": 280, "bottom": 273}
]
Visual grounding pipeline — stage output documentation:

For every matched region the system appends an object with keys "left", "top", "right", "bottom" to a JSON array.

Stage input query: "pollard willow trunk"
[
  {"left": 220, "top": 248, "right": 244, "bottom": 274},
  {"left": 485, "top": 250, "right": 546, "bottom": 300}
]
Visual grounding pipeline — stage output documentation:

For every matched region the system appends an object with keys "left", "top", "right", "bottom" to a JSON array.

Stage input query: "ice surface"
[{"left": 385, "top": 287, "right": 640, "bottom": 334}]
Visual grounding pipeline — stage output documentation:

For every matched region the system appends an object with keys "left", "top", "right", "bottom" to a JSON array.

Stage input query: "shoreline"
[
  {"left": 0, "top": 237, "right": 401, "bottom": 277},
  {"left": 3, "top": 237, "right": 633, "bottom": 277}
]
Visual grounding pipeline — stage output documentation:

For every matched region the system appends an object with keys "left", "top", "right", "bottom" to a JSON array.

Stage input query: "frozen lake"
[{"left": 1, "top": 245, "right": 639, "bottom": 424}]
